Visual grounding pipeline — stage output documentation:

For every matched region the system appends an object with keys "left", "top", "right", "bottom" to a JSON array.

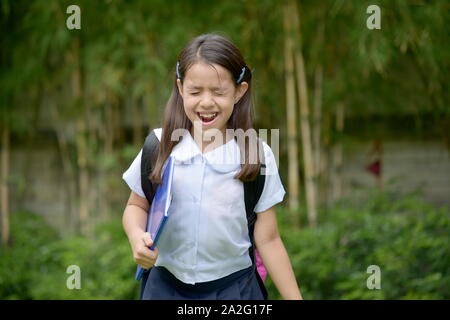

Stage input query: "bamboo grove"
[{"left": 1, "top": 0, "right": 448, "bottom": 243}]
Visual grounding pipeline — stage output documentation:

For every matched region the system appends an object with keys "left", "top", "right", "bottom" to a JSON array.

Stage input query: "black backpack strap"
[
  {"left": 140, "top": 130, "right": 160, "bottom": 204},
  {"left": 139, "top": 130, "right": 160, "bottom": 300},
  {"left": 243, "top": 138, "right": 268, "bottom": 299}
]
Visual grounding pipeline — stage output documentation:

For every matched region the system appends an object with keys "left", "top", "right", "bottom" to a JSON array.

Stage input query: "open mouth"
[{"left": 197, "top": 112, "right": 219, "bottom": 124}]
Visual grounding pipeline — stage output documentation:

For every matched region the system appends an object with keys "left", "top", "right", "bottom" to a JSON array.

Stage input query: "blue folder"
[{"left": 135, "top": 156, "right": 175, "bottom": 281}]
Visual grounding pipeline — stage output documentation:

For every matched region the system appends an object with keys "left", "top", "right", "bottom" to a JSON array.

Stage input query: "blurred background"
[{"left": 0, "top": 0, "right": 449, "bottom": 299}]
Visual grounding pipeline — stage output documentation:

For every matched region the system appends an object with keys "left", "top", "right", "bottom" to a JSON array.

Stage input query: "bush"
[
  {"left": 265, "top": 191, "right": 450, "bottom": 299},
  {"left": 2, "top": 191, "right": 448, "bottom": 299},
  {"left": 0, "top": 211, "right": 60, "bottom": 299},
  {"left": 0, "top": 212, "right": 140, "bottom": 299}
]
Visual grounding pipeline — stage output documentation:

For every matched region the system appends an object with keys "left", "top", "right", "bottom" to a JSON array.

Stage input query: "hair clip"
[
  {"left": 176, "top": 61, "right": 182, "bottom": 79},
  {"left": 237, "top": 67, "right": 246, "bottom": 84}
]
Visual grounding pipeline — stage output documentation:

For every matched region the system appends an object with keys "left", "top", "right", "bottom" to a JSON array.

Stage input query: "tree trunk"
[
  {"left": 104, "top": 93, "right": 115, "bottom": 154},
  {"left": 331, "top": 103, "right": 345, "bottom": 202},
  {"left": 283, "top": 2, "right": 300, "bottom": 227},
  {"left": 85, "top": 88, "right": 100, "bottom": 229},
  {"left": 76, "top": 117, "right": 89, "bottom": 236},
  {"left": 290, "top": 0, "right": 318, "bottom": 227},
  {"left": 313, "top": 15, "right": 325, "bottom": 206},
  {"left": 49, "top": 99, "right": 77, "bottom": 235},
  {"left": 313, "top": 64, "right": 323, "bottom": 205},
  {"left": 322, "top": 112, "right": 332, "bottom": 210},
  {"left": 1, "top": 122, "right": 10, "bottom": 246},
  {"left": 71, "top": 37, "right": 90, "bottom": 236},
  {"left": 129, "top": 92, "right": 142, "bottom": 147},
  {"left": 111, "top": 97, "right": 122, "bottom": 149},
  {"left": 145, "top": 34, "right": 158, "bottom": 132},
  {"left": 97, "top": 93, "right": 116, "bottom": 224}
]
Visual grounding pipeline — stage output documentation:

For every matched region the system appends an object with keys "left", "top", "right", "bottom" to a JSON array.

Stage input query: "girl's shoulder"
[
  {"left": 258, "top": 138, "right": 275, "bottom": 160},
  {"left": 258, "top": 138, "right": 279, "bottom": 175},
  {"left": 259, "top": 139, "right": 272, "bottom": 156},
  {"left": 153, "top": 128, "right": 162, "bottom": 141}
]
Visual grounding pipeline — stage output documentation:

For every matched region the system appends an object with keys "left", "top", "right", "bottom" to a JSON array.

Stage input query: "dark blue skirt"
[{"left": 140, "top": 265, "right": 266, "bottom": 300}]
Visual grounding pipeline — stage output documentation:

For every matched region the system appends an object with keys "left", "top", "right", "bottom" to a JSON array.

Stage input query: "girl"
[{"left": 122, "top": 33, "right": 303, "bottom": 300}]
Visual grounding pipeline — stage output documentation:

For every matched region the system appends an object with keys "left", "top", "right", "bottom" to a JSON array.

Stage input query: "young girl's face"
[{"left": 177, "top": 61, "right": 248, "bottom": 139}]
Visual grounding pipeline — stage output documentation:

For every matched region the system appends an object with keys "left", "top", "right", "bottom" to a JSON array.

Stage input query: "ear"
[
  {"left": 176, "top": 79, "right": 183, "bottom": 98},
  {"left": 234, "top": 81, "right": 248, "bottom": 104}
]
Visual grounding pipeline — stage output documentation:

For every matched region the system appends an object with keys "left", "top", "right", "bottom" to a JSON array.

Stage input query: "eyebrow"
[{"left": 186, "top": 85, "right": 226, "bottom": 91}]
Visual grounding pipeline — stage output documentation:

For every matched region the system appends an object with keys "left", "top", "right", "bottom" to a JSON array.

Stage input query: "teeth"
[{"left": 199, "top": 113, "right": 217, "bottom": 118}]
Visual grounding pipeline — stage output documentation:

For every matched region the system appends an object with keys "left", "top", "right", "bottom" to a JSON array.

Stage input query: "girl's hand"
[{"left": 131, "top": 231, "right": 159, "bottom": 270}]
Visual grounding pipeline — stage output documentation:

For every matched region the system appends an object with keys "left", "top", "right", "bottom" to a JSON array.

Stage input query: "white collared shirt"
[{"left": 122, "top": 128, "right": 286, "bottom": 284}]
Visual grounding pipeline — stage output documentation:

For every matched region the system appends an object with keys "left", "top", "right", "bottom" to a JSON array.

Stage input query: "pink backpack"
[{"left": 255, "top": 249, "right": 267, "bottom": 282}]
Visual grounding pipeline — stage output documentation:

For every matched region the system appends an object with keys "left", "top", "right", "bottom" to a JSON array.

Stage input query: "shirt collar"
[{"left": 171, "top": 130, "right": 241, "bottom": 173}]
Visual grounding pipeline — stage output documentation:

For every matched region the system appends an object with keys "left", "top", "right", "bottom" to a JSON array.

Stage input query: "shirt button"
[{"left": 192, "top": 196, "right": 198, "bottom": 203}]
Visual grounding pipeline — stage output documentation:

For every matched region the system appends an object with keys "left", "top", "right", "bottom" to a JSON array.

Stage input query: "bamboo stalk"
[
  {"left": 97, "top": 91, "right": 115, "bottom": 225},
  {"left": 283, "top": 2, "right": 300, "bottom": 227},
  {"left": 76, "top": 117, "right": 89, "bottom": 236},
  {"left": 130, "top": 93, "right": 143, "bottom": 147},
  {"left": 313, "top": 16, "right": 325, "bottom": 206},
  {"left": 71, "top": 37, "right": 90, "bottom": 236},
  {"left": 49, "top": 97, "right": 77, "bottom": 235},
  {"left": 290, "top": 0, "right": 318, "bottom": 227},
  {"left": 323, "top": 112, "right": 332, "bottom": 210},
  {"left": 1, "top": 122, "right": 10, "bottom": 246},
  {"left": 313, "top": 64, "right": 323, "bottom": 204},
  {"left": 331, "top": 103, "right": 345, "bottom": 202}
]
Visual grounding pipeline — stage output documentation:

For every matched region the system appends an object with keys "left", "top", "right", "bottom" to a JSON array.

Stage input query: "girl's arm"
[
  {"left": 122, "top": 191, "right": 159, "bottom": 269},
  {"left": 254, "top": 206, "right": 303, "bottom": 300},
  {"left": 123, "top": 191, "right": 148, "bottom": 236}
]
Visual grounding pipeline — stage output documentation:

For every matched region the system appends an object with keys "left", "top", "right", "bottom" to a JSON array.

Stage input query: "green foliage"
[
  {"left": 0, "top": 211, "right": 60, "bottom": 299},
  {"left": 265, "top": 192, "right": 450, "bottom": 300},
  {"left": 0, "top": 212, "right": 139, "bottom": 300},
  {"left": 3, "top": 0, "right": 447, "bottom": 133},
  {"left": 2, "top": 192, "right": 448, "bottom": 300}
]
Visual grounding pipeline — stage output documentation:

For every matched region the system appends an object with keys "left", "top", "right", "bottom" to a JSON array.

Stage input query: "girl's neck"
[{"left": 189, "top": 127, "right": 232, "bottom": 154}]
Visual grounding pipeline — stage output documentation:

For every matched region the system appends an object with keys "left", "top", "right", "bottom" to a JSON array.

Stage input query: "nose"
[{"left": 198, "top": 92, "right": 215, "bottom": 108}]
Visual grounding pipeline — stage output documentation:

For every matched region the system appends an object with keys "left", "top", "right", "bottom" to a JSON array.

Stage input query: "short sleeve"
[
  {"left": 122, "top": 149, "right": 146, "bottom": 198},
  {"left": 254, "top": 141, "right": 286, "bottom": 213}
]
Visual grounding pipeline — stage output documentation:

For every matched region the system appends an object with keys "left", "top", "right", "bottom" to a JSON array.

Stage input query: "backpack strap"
[
  {"left": 140, "top": 130, "right": 160, "bottom": 204},
  {"left": 139, "top": 130, "right": 160, "bottom": 300},
  {"left": 243, "top": 138, "right": 268, "bottom": 299}
]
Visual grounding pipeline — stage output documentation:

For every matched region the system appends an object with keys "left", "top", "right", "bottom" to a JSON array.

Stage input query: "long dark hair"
[{"left": 150, "top": 33, "right": 263, "bottom": 184}]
